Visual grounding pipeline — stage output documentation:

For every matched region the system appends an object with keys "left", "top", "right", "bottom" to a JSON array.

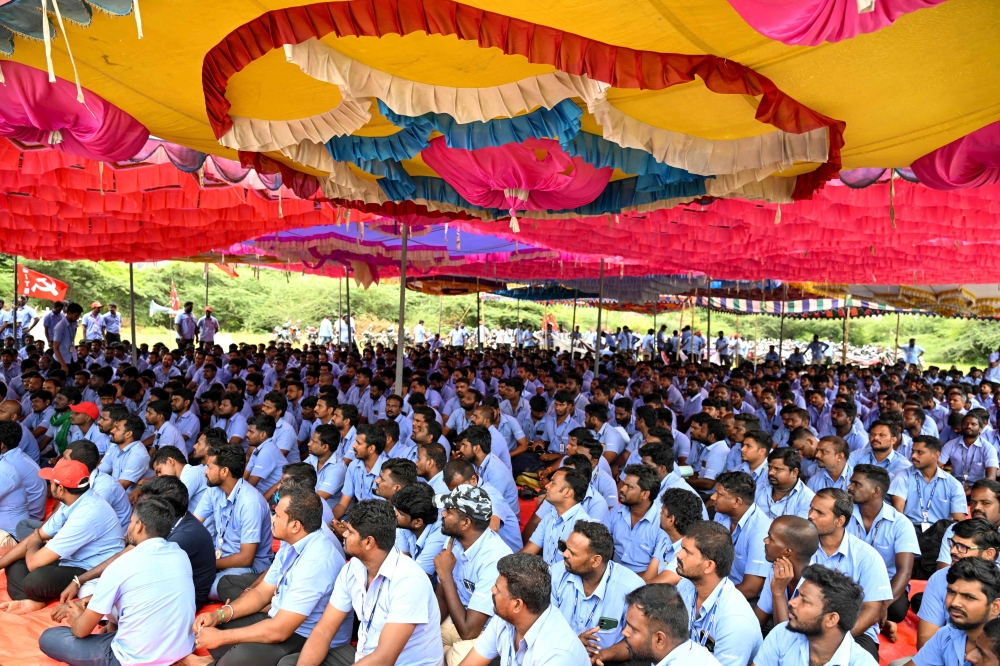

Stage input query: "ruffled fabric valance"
[{"left": 910, "top": 120, "right": 1000, "bottom": 190}]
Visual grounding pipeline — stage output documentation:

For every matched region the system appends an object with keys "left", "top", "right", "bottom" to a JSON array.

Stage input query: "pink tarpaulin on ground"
[{"left": 725, "top": 0, "right": 948, "bottom": 45}]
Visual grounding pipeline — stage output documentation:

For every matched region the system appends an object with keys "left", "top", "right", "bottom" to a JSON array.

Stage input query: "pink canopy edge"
[
  {"left": 725, "top": 0, "right": 947, "bottom": 45},
  {"left": 0, "top": 61, "right": 149, "bottom": 162},
  {"left": 910, "top": 120, "right": 1000, "bottom": 190}
]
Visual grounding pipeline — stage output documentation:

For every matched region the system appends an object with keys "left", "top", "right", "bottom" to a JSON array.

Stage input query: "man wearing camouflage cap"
[{"left": 433, "top": 484, "right": 514, "bottom": 666}]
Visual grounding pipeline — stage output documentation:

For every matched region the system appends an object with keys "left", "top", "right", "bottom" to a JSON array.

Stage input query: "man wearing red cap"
[
  {"left": 198, "top": 306, "right": 219, "bottom": 350},
  {"left": 68, "top": 402, "right": 111, "bottom": 457},
  {"left": 81, "top": 303, "right": 105, "bottom": 343},
  {"left": 0, "top": 458, "right": 124, "bottom": 614}
]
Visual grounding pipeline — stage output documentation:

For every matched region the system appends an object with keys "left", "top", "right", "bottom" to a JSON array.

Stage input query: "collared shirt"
[
  {"left": 305, "top": 454, "right": 346, "bottom": 503},
  {"left": 101, "top": 311, "right": 122, "bottom": 334},
  {"left": 736, "top": 459, "right": 770, "bottom": 493},
  {"left": 52, "top": 317, "right": 79, "bottom": 362},
  {"left": 68, "top": 423, "right": 111, "bottom": 456},
  {"left": 272, "top": 418, "right": 300, "bottom": 463},
  {"left": 89, "top": 469, "right": 133, "bottom": 532},
  {"left": 343, "top": 453, "right": 387, "bottom": 503},
  {"left": 424, "top": 470, "right": 450, "bottom": 495},
  {"left": 98, "top": 440, "right": 151, "bottom": 489},
  {"left": 153, "top": 421, "right": 187, "bottom": 456},
  {"left": 179, "top": 464, "right": 208, "bottom": 516},
  {"left": 806, "top": 463, "right": 856, "bottom": 494},
  {"left": 602, "top": 502, "right": 661, "bottom": 573},
  {"left": 474, "top": 605, "right": 589, "bottom": 666},
  {"left": 194, "top": 478, "right": 274, "bottom": 572},
  {"left": 550, "top": 559, "right": 644, "bottom": 650},
  {"left": 265, "top": 531, "right": 350, "bottom": 642},
  {"left": 529, "top": 501, "right": 591, "bottom": 565},
  {"left": 82, "top": 312, "right": 105, "bottom": 340},
  {"left": 0, "top": 454, "right": 28, "bottom": 535},
  {"left": 846, "top": 504, "right": 920, "bottom": 578},
  {"left": 888, "top": 466, "right": 967, "bottom": 526},
  {"left": 451, "top": 528, "right": 513, "bottom": 615},
  {"left": 595, "top": 421, "right": 628, "bottom": 456},
  {"left": 808, "top": 533, "right": 893, "bottom": 642},
  {"left": 175, "top": 312, "right": 197, "bottom": 339},
  {"left": 477, "top": 453, "right": 520, "bottom": 518},
  {"left": 2, "top": 447, "right": 45, "bottom": 520},
  {"left": 474, "top": 481, "right": 523, "bottom": 552},
  {"left": 398, "top": 520, "right": 447, "bottom": 576},
  {"left": 653, "top": 640, "right": 723, "bottom": 666},
  {"left": 848, "top": 447, "right": 912, "bottom": 477},
  {"left": 247, "top": 438, "right": 286, "bottom": 493},
  {"left": 917, "top": 565, "right": 959, "bottom": 627},
  {"left": 42, "top": 490, "right": 125, "bottom": 569},
  {"left": 213, "top": 414, "right": 248, "bottom": 448},
  {"left": 754, "top": 622, "right": 876, "bottom": 666},
  {"left": 653, "top": 532, "right": 684, "bottom": 573},
  {"left": 755, "top": 480, "right": 816, "bottom": 519},
  {"left": 695, "top": 441, "right": 730, "bottom": 481},
  {"left": 713, "top": 504, "right": 772, "bottom": 584},
  {"left": 171, "top": 411, "right": 200, "bottom": 447},
  {"left": 912, "top": 623, "right": 972, "bottom": 666},
  {"left": 87, "top": 538, "right": 195, "bottom": 666},
  {"left": 941, "top": 436, "right": 999, "bottom": 484},
  {"left": 677, "top": 578, "right": 763, "bottom": 666}
]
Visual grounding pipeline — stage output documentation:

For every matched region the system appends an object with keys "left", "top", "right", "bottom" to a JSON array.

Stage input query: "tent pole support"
[
  {"left": 395, "top": 225, "right": 408, "bottom": 394},
  {"left": 129, "top": 264, "right": 138, "bottom": 365},
  {"left": 596, "top": 260, "right": 605, "bottom": 353}
]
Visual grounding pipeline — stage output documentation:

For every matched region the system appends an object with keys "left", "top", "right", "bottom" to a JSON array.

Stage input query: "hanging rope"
[
  {"left": 134, "top": 0, "right": 143, "bottom": 38},
  {"left": 48, "top": 0, "right": 86, "bottom": 104}
]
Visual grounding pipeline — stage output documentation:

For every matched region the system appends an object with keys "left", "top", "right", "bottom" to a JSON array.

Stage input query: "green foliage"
[{"left": 4, "top": 257, "right": 998, "bottom": 367}]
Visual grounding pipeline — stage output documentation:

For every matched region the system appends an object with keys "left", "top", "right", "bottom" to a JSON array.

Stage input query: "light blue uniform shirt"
[
  {"left": 451, "top": 528, "right": 513, "bottom": 615},
  {"left": 194, "top": 478, "right": 274, "bottom": 572},
  {"left": 550, "top": 559, "right": 643, "bottom": 650},
  {"left": 446, "top": 409, "right": 472, "bottom": 435},
  {"left": 695, "top": 441, "right": 730, "bottom": 481},
  {"left": 808, "top": 532, "right": 893, "bottom": 642},
  {"left": 806, "top": 463, "right": 855, "bottom": 494},
  {"left": 847, "top": 503, "right": 921, "bottom": 578},
  {"left": 755, "top": 622, "right": 877, "bottom": 666},
  {"left": 86, "top": 537, "right": 195, "bottom": 666},
  {"left": 89, "top": 469, "right": 132, "bottom": 532},
  {"left": 152, "top": 421, "right": 187, "bottom": 457},
  {"left": 754, "top": 480, "right": 816, "bottom": 519},
  {"left": 677, "top": 577, "right": 763, "bottom": 666},
  {"left": 941, "top": 436, "right": 999, "bottom": 484},
  {"left": 848, "top": 447, "right": 912, "bottom": 477},
  {"left": 305, "top": 454, "right": 345, "bottom": 503},
  {"left": 917, "top": 565, "right": 957, "bottom": 627},
  {"left": 477, "top": 453, "right": 520, "bottom": 518},
  {"left": 398, "top": 519, "right": 447, "bottom": 575},
  {"left": 272, "top": 418, "right": 300, "bottom": 463},
  {"left": 42, "top": 491, "right": 125, "bottom": 569},
  {"left": 652, "top": 640, "right": 723, "bottom": 666},
  {"left": 596, "top": 422, "right": 628, "bottom": 456},
  {"left": 265, "top": 531, "right": 351, "bottom": 643},
  {"left": 474, "top": 606, "right": 589, "bottom": 666},
  {"left": 68, "top": 424, "right": 110, "bottom": 456},
  {"left": 16, "top": 423, "right": 39, "bottom": 463},
  {"left": 713, "top": 504, "right": 772, "bottom": 584},
  {"left": 912, "top": 623, "right": 972, "bottom": 666},
  {"left": 98, "top": 440, "right": 151, "bottom": 489},
  {"left": 213, "top": 414, "right": 248, "bottom": 448},
  {"left": 602, "top": 502, "right": 661, "bottom": 574},
  {"left": 424, "top": 470, "right": 450, "bottom": 496},
  {"left": 180, "top": 464, "right": 208, "bottom": 515},
  {"left": 0, "top": 455, "right": 28, "bottom": 535},
  {"left": 658, "top": 471, "right": 709, "bottom": 519},
  {"left": 342, "top": 453, "right": 387, "bottom": 503},
  {"left": 478, "top": 481, "right": 523, "bottom": 552},
  {"left": 736, "top": 459, "right": 770, "bottom": 494},
  {"left": 888, "top": 466, "right": 967, "bottom": 526},
  {"left": 247, "top": 438, "right": 286, "bottom": 494},
  {"left": 3, "top": 447, "right": 45, "bottom": 519},
  {"left": 329, "top": 548, "right": 442, "bottom": 666},
  {"left": 538, "top": 414, "right": 578, "bottom": 454},
  {"left": 592, "top": 466, "right": 619, "bottom": 509},
  {"left": 653, "top": 532, "right": 683, "bottom": 573},
  {"left": 171, "top": 411, "right": 200, "bottom": 449},
  {"left": 528, "top": 501, "right": 591, "bottom": 565},
  {"left": 535, "top": 482, "right": 610, "bottom": 525}
]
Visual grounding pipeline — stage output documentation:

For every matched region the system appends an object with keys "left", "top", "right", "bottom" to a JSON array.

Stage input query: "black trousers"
[
  {"left": 887, "top": 592, "right": 910, "bottom": 623},
  {"left": 209, "top": 612, "right": 309, "bottom": 666},
  {"left": 5, "top": 559, "right": 86, "bottom": 602},
  {"left": 105, "top": 333, "right": 121, "bottom": 344},
  {"left": 854, "top": 634, "right": 879, "bottom": 662},
  {"left": 216, "top": 572, "right": 260, "bottom": 603}
]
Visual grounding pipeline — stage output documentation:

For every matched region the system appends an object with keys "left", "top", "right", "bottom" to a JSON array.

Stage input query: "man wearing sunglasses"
[{"left": 916, "top": 518, "right": 1000, "bottom": 650}]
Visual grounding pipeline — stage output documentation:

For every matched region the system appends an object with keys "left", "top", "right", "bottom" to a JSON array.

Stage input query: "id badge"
[
  {"left": 215, "top": 548, "right": 223, "bottom": 559},
  {"left": 921, "top": 522, "right": 931, "bottom": 533}
]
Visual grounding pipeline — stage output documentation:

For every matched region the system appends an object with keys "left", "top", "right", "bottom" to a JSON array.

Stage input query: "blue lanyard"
[
  {"left": 216, "top": 483, "right": 244, "bottom": 550},
  {"left": 362, "top": 573, "right": 390, "bottom": 652},
  {"left": 572, "top": 583, "right": 604, "bottom": 629},
  {"left": 858, "top": 516, "right": 886, "bottom": 546},
  {"left": 689, "top": 580, "right": 727, "bottom": 646},
  {"left": 961, "top": 443, "right": 985, "bottom": 479},
  {"left": 916, "top": 475, "right": 941, "bottom": 521}
]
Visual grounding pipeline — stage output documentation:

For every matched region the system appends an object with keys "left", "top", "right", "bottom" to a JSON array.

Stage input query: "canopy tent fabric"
[
  {"left": 406, "top": 276, "right": 507, "bottom": 295},
  {"left": 798, "top": 283, "right": 1000, "bottom": 317},
  {"left": 556, "top": 276, "right": 784, "bottom": 303},
  {"left": 0, "top": 0, "right": 995, "bottom": 236}
]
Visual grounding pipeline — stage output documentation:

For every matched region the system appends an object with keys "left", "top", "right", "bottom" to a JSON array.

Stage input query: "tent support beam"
[
  {"left": 596, "top": 260, "right": 605, "bottom": 353},
  {"left": 778, "top": 284, "right": 788, "bottom": 365},
  {"left": 395, "top": 225, "right": 408, "bottom": 394},
  {"left": 842, "top": 297, "right": 852, "bottom": 364},
  {"left": 129, "top": 264, "right": 138, "bottom": 365}
]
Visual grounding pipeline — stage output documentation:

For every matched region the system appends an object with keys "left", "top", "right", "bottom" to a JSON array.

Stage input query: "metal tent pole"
[
  {"left": 204, "top": 264, "right": 209, "bottom": 308},
  {"left": 778, "top": 284, "right": 788, "bottom": 365},
  {"left": 571, "top": 288, "right": 578, "bottom": 355},
  {"left": 706, "top": 280, "right": 712, "bottom": 362},
  {"left": 596, "top": 259, "right": 605, "bottom": 353},
  {"left": 476, "top": 277, "right": 483, "bottom": 352},
  {"left": 893, "top": 312, "right": 901, "bottom": 364},
  {"left": 12, "top": 254, "right": 17, "bottom": 346},
  {"left": 129, "top": 264, "right": 138, "bottom": 365},
  {"left": 842, "top": 296, "right": 852, "bottom": 364},
  {"left": 345, "top": 265, "right": 352, "bottom": 350},
  {"left": 395, "top": 225, "right": 408, "bottom": 394}
]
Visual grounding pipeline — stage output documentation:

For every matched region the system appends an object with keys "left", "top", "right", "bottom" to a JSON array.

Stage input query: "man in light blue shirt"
[
  {"left": 51, "top": 302, "right": 82, "bottom": 371},
  {"left": 151, "top": 444, "right": 208, "bottom": 518},
  {"left": 262, "top": 391, "right": 300, "bottom": 463},
  {"left": 433, "top": 484, "right": 513, "bottom": 663},
  {"left": 443, "top": 458, "right": 522, "bottom": 552},
  {"left": 675, "top": 521, "right": 763, "bottom": 666},
  {"left": 64, "top": 440, "right": 133, "bottom": 533},
  {"left": 189, "top": 491, "right": 350, "bottom": 665},
  {"left": 711, "top": 471, "right": 772, "bottom": 600},
  {"left": 0, "top": 458, "right": 124, "bottom": 614},
  {"left": 67, "top": 401, "right": 110, "bottom": 456},
  {"left": 941, "top": 413, "right": 999, "bottom": 488},
  {"left": 687, "top": 414, "right": 730, "bottom": 494},
  {"left": 889, "top": 435, "right": 968, "bottom": 529},
  {"left": 848, "top": 420, "right": 912, "bottom": 478},
  {"left": 332, "top": 423, "right": 389, "bottom": 519},
  {"left": 756, "top": 448, "right": 816, "bottom": 519},
  {"left": 602, "top": 464, "right": 662, "bottom": 574},
  {"left": 147, "top": 399, "right": 188, "bottom": 456},
  {"left": 807, "top": 488, "right": 893, "bottom": 661},
  {"left": 522, "top": 468, "right": 591, "bottom": 565},
  {"left": 807, "top": 435, "right": 855, "bottom": 493},
  {"left": 456, "top": 425, "right": 520, "bottom": 518},
  {"left": 0, "top": 420, "right": 45, "bottom": 522},
  {"left": 754, "top": 564, "right": 877, "bottom": 666},
  {"left": 900, "top": 338, "right": 926, "bottom": 367},
  {"left": 393, "top": 482, "right": 447, "bottom": 576},
  {"left": 99, "top": 414, "right": 151, "bottom": 491},
  {"left": 644, "top": 488, "right": 706, "bottom": 582},
  {"left": 193, "top": 444, "right": 274, "bottom": 599},
  {"left": 245, "top": 414, "right": 286, "bottom": 497},
  {"left": 305, "top": 422, "right": 344, "bottom": 505},
  {"left": 846, "top": 465, "right": 921, "bottom": 630},
  {"left": 550, "top": 521, "right": 643, "bottom": 659},
  {"left": 465, "top": 553, "right": 589, "bottom": 666},
  {"left": 0, "top": 442, "right": 28, "bottom": 540},
  {"left": 38, "top": 495, "right": 195, "bottom": 666},
  {"left": 909, "top": 557, "right": 1000, "bottom": 666}
]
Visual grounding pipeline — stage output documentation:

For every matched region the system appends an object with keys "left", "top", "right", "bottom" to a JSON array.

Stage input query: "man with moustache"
[{"left": 617, "top": 584, "right": 723, "bottom": 666}]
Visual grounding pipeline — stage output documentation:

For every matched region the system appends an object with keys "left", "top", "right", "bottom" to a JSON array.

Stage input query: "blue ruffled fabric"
[
  {"left": 559, "top": 132, "right": 702, "bottom": 189},
  {"left": 552, "top": 176, "right": 707, "bottom": 216}
]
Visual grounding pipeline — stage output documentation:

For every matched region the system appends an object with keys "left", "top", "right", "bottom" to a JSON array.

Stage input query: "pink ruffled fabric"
[
  {"left": 910, "top": 121, "right": 1000, "bottom": 190},
  {"left": 0, "top": 62, "right": 149, "bottom": 162},
  {"left": 420, "top": 138, "right": 612, "bottom": 211},
  {"left": 726, "top": 0, "right": 947, "bottom": 45}
]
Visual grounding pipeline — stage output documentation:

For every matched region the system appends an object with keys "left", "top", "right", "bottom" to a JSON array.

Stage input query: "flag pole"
[
  {"left": 12, "top": 254, "right": 18, "bottom": 347},
  {"left": 129, "top": 264, "right": 138, "bottom": 365}
]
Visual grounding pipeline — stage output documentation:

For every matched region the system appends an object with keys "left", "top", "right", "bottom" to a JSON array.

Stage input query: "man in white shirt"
[
  {"left": 81, "top": 302, "right": 105, "bottom": 342},
  {"left": 197, "top": 307, "right": 220, "bottom": 350},
  {"left": 101, "top": 303, "right": 122, "bottom": 344}
]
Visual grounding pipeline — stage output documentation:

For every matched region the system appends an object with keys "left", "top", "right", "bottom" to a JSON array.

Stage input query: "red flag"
[
  {"left": 170, "top": 281, "right": 180, "bottom": 311},
  {"left": 16, "top": 266, "right": 68, "bottom": 302},
  {"left": 212, "top": 263, "right": 239, "bottom": 278}
]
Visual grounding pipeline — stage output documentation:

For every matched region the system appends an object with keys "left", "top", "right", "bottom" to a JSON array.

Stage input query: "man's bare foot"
[
  {"left": 175, "top": 654, "right": 213, "bottom": 666},
  {"left": 882, "top": 620, "right": 898, "bottom": 643},
  {"left": 0, "top": 599, "right": 47, "bottom": 615}
]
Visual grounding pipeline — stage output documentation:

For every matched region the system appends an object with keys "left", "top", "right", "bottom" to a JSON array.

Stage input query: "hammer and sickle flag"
[{"left": 17, "top": 267, "right": 68, "bottom": 301}]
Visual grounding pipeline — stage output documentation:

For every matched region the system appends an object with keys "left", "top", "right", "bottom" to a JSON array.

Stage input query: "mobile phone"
[{"left": 597, "top": 617, "right": 618, "bottom": 631}]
